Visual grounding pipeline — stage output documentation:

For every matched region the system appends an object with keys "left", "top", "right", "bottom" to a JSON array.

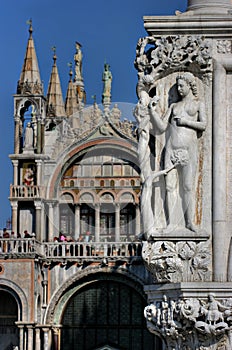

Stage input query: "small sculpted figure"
[
  {"left": 24, "top": 122, "right": 34, "bottom": 149},
  {"left": 102, "top": 63, "right": 112, "bottom": 98},
  {"left": 74, "top": 41, "right": 83, "bottom": 81},
  {"left": 24, "top": 168, "right": 34, "bottom": 186}
]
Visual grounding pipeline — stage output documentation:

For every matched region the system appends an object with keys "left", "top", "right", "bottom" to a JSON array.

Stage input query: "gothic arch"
[
  {"left": 0, "top": 278, "right": 29, "bottom": 321},
  {"left": 16, "top": 97, "right": 39, "bottom": 118},
  {"left": 44, "top": 267, "right": 147, "bottom": 325}
]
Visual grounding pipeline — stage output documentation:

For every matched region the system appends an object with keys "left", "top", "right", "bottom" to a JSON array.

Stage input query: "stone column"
[
  {"left": 16, "top": 323, "right": 25, "bottom": 350},
  {"left": 52, "top": 326, "right": 61, "bottom": 350},
  {"left": 14, "top": 116, "right": 20, "bottom": 154},
  {"left": 27, "top": 324, "right": 34, "bottom": 350},
  {"left": 35, "top": 201, "right": 42, "bottom": 241},
  {"left": 35, "top": 327, "right": 41, "bottom": 350},
  {"left": 213, "top": 61, "right": 228, "bottom": 282},
  {"left": 42, "top": 280, "right": 48, "bottom": 307},
  {"left": 12, "top": 160, "right": 18, "bottom": 185},
  {"left": 53, "top": 202, "right": 60, "bottom": 237},
  {"left": 187, "top": 0, "right": 232, "bottom": 13},
  {"left": 37, "top": 117, "right": 42, "bottom": 154},
  {"left": 115, "top": 203, "right": 120, "bottom": 242},
  {"left": 42, "top": 327, "right": 50, "bottom": 350},
  {"left": 36, "top": 160, "right": 42, "bottom": 186},
  {"left": 135, "top": 204, "right": 141, "bottom": 236},
  {"left": 11, "top": 201, "right": 18, "bottom": 234},
  {"left": 95, "top": 203, "right": 100, "bottom": 242},
  {"left": 74, "top": 204, "right": 80, "bottom": 240},
  {"left": 41, "top": 120, "right": 45, "bottom": 153},
  {"left": 48, "top": 202, "right": 54, "bottom": 241}
]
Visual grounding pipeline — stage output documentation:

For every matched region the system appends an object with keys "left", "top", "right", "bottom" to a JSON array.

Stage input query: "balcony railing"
[
  {"left": 0, "top": 238, "right": 43, "bottom": 256},
  {"left": 0, "top": 238, "right": 142, "bottom": 260},
  {"left": 10, "top": 185, "right": 45, "bottom": 198}
]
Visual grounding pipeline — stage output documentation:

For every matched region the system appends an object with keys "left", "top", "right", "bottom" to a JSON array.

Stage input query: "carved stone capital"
[
  {"left": 145, "top": 294, "right": 232, "bottom": 349},
  {"left": 142, "top": 240, "right": 212, "bottom": 283},
  {"left": 134, "top": 35, "right": 212, "bottom": 84}
]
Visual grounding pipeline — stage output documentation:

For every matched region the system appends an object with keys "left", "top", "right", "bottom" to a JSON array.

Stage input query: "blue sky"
[{"left": 0, "top": 0, "right": 187, "bottom": 228}]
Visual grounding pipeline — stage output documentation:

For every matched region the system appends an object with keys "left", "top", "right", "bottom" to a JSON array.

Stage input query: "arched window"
[
  {"left": 80, "top": 204, "right": 95, "bottom": 236},
  {"left": 0, "top": 291, "right": 19, "bottom": 349},
  {"left": 120, "top": 203, "right": 135, "bottom": 241},
  {"left": 60, "top": 203, "right": 75, "bottom": 235}
]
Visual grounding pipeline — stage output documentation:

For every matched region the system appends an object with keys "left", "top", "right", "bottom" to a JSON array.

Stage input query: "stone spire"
[
  {"left": 187, "top": 0, "right": 232, "bottom": 14},
  {"left": 46, "top": 48, "right": 66, "bottom": 118},
  {"left": 17, "top": 20, "right": 43, "bottom": 95},
  {"left": 65, "top": 64, "right": 79, "bottom": 117}
]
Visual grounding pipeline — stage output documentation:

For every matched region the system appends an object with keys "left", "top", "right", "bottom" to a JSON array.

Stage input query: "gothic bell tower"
[{"left": 9, "top": 20, "right": 46, "bottom": 239}]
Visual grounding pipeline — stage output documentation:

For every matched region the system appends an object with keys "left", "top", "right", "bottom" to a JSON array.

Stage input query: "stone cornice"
[{"left": 144, "top": 15, "right": 232, "bottom": 37}]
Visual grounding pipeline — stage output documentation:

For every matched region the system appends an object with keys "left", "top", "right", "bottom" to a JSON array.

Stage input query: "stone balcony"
[
  {"left": 9, "top": 185, "right": 45, "bottom": 199},
  {"left": 0, "top": 238, "right": 142, "bottom": 263}
]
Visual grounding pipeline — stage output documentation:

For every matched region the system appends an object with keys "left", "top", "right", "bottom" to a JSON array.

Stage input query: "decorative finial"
[
  {"left": 26, "top": 19, "right": 33, "bottom": 36},
  {"left": 91, "top": 95, "right": 97, "bottom": 104},
  {"left": 68, "top": 62, "right": 73, "bottom": 81},
  {"left": 51, "top": 46, "right": 57, "bottom": 62}
]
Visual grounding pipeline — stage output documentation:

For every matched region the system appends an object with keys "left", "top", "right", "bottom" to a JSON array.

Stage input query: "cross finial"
[
  {"left": 91, "top": 95, "right": 97, "bottom": 104},
  {"left": 68, "top": 62, "right": 73, "bottom": 81},
  {"left": 26, "top": 19, "right": 33, "bottom": 36},
  {"left": 51, "top": 46, "right": 57, "bottom": 62}
]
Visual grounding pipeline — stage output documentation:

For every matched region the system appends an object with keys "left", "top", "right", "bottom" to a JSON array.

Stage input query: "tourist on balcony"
[
  {"left": 59, "top": 232, "right": 67, "bottom": 242},
  {"left": 24, "top": 230, "right": 31, "bottom": 238},
  {"left": 77, "top": 234, "right": 84, "bottom": 256},
  {"left": 3, "top": 228, "right": 10, "bottom": 253},
  {"left": 85, "top": 231, "right": 93, "bottom": 256},
  {"left": 3, "top": 228, "right": 10, "bottom": 238}
]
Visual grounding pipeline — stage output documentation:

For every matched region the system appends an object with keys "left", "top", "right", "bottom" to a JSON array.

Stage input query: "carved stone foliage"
[
  {"left": 134, "top": 35, "right": 212, "bottom": 82},
  {"left": 142, "top": 240, "right": 211, "bottom": 283},
  {"left": 17, "top": 80, "right": 43, "bottom": 95},
  {"left": 48, "top": 107, "right": 136, "bottom": 160},
  {"left": 216, "top": 40, "right": 232, "bottom": 54},
  {"left": 144, "top": 294, "right": 232, "bottom": 350}
]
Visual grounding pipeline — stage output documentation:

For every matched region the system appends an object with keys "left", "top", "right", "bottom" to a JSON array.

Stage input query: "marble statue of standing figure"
[
  {"left": 149, "top": 72, "right": 206, "bottom": 233},
  {"left": 24, "top": 122, "right": 34, "bottom": 150},
  {"left": 102, "top": 63, "right": 112, "bottom": 98},
  {"left": 134, "top": 82, "right": 175, "bottom": 238},
  {"left": 74, "top": 41, "right": 83, "bottom": 82}
]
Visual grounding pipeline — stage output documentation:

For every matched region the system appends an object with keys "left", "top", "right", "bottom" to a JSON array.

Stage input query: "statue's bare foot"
[{"left": 186, "top": 222, "right": 198, "bottom": 232}]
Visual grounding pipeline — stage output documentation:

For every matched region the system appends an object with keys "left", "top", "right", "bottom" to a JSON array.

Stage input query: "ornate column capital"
[{"left": 145, "top": 293, "right": 232, "bottom": 349}]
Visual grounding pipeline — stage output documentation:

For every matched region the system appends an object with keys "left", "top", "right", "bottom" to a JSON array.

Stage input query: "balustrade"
[
  {"left": 0, "top": 239, "right": 142, "bottom": 259},
  {"left": 10, "top": 185, "right": 44, "bottom": 198}
]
